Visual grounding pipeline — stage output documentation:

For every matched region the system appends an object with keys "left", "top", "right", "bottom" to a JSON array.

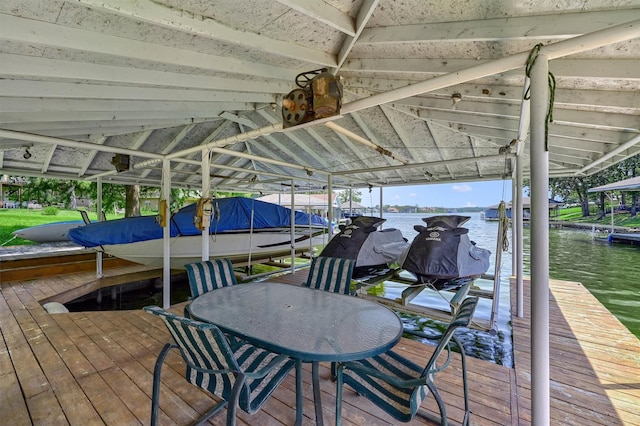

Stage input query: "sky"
[{"left": 353, "top": 180, "right": 514, "bottom": 209}]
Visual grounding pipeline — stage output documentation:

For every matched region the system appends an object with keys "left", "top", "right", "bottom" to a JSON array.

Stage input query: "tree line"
[
  {"left": 548, "top": 155, "right": 639, "bottom": 217},
  {"left": 12, "top": 179, "right": 198, "bottom": 217},
  {"left": 8, "top": 153, "right": 638, "bottom": 218}
]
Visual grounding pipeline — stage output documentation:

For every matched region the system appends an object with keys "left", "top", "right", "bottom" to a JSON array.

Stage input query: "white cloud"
[
  {"left": 452, "top": 184, "right": 472, "bottom": 193},
  {"left": 408, "top": 192, "right": 417, "bottom": 198},
  {"left": 464, "top": 202, "right": 476, "bottom": 207}
]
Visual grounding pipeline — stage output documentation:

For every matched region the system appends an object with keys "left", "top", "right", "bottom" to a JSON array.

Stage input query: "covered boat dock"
[
  {"left": 589, "top": 176, "right": 640, "bottom": 245},
  {"left": 1, "top": 2, "right": 640, "bottom": 424}
]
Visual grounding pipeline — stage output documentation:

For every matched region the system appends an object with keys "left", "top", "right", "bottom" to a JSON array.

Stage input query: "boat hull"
[
  {"left": 103, "top": 228, "right": 328, "bottom": 269},
  {"left": 12, "top": 221, "right": 85, "bottom": 243}
]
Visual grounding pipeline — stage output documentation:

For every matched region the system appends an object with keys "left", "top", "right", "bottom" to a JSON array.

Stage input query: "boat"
[
  {"left": 11, "top": 210, "right": 96, "bottom": 243},
  {"left": 67, "top": 197, "right": 329, "bottom": 269},
  {"left": 12, "top": 220, "right": 86, "bottom": 243},
  {"left": 398, "top": 215, "right": 491, "bottom": 290},
  {"left": 319, "top": 215, "right": 410, "bottom": 277}
]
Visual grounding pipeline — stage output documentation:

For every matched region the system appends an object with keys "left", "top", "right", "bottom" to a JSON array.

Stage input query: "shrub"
[{"left": 42, "top": 206, "right": 59, "bottom": 216}]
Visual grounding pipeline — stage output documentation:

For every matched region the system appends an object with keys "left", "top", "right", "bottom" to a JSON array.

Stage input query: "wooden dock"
[
  {"left": 511, "top": 278, "right": 640, "bottom": 425},
  {"left": 609, "top": 233, "right": 640, "bottom": 246},
  {"left": 1, "top": 257, "right": 639, "bottom": 425}
]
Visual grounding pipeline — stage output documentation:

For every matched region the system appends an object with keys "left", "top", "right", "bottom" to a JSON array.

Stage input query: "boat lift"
[{"left": 354, "top": 205, "right": 509, "bottom": 334}]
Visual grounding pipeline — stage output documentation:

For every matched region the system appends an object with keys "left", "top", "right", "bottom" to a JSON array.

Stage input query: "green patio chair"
[
  {"left": 144, "top": 306, "right": 295, "bottom": 426},
  {"left": 303, "top": 256, "right": 356, "bottom": 380},
  {"left": 334, "top": 296, "right": 479, "bottom": 426},
  {"left": 303, "top": 256, "right": 355, "bottom": 295},
  {"left": 185, "top": 258, "right": 238, "bottom": 298},
  {"left": 184, "top": 258, "right": 238, "bottom": 319}
]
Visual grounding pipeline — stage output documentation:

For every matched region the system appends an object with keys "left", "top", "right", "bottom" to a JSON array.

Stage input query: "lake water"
[
  {"left": 370, "top": 212, "right": 640, "bottom": 367},
  {"left": 542, "top": 227, "right": 640, "bottom": 338}
]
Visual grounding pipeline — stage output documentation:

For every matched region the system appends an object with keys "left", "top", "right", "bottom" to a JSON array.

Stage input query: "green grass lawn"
[
  {"left": 0, "top": 208, "right": 124, "bottom": 246},
  {"left": 554, "top": 206, "right": 640, "bottom": 228}
]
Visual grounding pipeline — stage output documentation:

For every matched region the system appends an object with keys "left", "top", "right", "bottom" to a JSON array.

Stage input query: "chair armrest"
[
  {"left": 244, "top": 354, "right": 292, "bottom": 379},
  {"left": 183, "top": 360, "right": 239, "bottom": 377},
  {"left": 340, "top": 361, "right": 426, "bottom": 389},
  {"left": 428, "top": 343, "right": 454, "bottom": 374}
]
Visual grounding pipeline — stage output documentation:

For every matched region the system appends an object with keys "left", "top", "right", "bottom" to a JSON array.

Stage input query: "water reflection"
[
  {"left": 366, "top": 280, "right": 513, "bottom": 367},
  {"left": 541, "top": 228, "right": 640, "bottom": 338}
]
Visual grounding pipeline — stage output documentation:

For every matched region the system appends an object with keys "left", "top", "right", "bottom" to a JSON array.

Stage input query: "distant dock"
[
  {"left": 548, "top": 221, "right": 640, "bottom": 246},
  {"left": 607, "top": 232, "right": 640, "bottom": 246},
  {"left": 549, "top": 220, "right": 636, "bottom": 233}
]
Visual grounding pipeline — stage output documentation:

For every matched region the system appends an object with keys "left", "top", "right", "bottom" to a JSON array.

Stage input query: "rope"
[
  {"left": 1, "top": 235, "right": 18, "bottom": 246},
  {"left": 209, "top": 190, "right": 219, "bottom": 243},
  {"left": 546, "top": 72, "right": 556, "bottom": 149},
  {"left": 524, "top": 43, "right": 556, "bottom": 151},
  {"left": 499, "top": 154, "right": 510, "bottom": 253},
  {"left": 497, "top": 201, "right": 510, "bottom": 252},
  {"left": 247, "top": 197, "right": 255, "bottom": 267}
]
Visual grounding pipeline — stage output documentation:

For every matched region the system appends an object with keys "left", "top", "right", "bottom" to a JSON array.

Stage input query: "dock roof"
[
  {"left": 589, "top": 176, "right": 640, "bottom": 192},
  {"left": 1, "top": 2, "right": 639, "bottom": 192}
]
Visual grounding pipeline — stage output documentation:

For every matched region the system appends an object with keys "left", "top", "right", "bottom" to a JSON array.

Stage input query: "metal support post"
[{"left": 530, "top": 53, "right": 550, "bottom": 426}]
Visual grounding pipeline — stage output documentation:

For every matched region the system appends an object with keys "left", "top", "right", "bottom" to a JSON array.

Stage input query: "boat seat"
[{"left": 79, "top": 210, "right": 91, "bottom": 225}]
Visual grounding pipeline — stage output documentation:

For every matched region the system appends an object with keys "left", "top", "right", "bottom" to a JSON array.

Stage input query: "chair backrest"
[
  {"left": 423, "top": 296, "right": 478, "bottom": 376},
  {"left": 144, "top": 306, "right": 242, "bottom": 396},
  {"left": 304, "top": 256, "right": 355, "bottom": 294},
  {"left": 185, "top": 258, "right": 237, "bottom": 298},
  {"left": 79, "top": 210, "right": 91, "bottom": 225}
]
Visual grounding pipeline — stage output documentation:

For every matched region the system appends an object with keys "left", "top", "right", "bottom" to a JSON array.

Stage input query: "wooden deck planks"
[
  {"left": 2, "top": 258, "right": 639, "bottom": 425},
  {"left": 512, "top": 278, "right": 640, "bottom": 426},
  {"left": 0, "top": 314, "right": 31, "bottom": 425},
  {"left": 0, "top": 284, "right": 98, "bottom": 425}
]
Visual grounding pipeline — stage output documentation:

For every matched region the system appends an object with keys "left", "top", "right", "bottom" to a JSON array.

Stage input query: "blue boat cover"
[{"left": 68, "top": 197, "right": 327, "bottom": 247}]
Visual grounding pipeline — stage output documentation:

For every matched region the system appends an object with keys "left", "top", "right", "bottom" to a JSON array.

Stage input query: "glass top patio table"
[{"left": 188, "top": 281, "right": 403, "bottom": 424}]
